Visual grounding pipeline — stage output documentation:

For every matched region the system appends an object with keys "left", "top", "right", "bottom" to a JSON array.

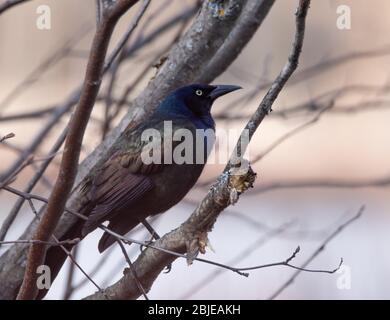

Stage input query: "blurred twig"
[
  {"left": 0, "top": 0, "right": 32, "bottom": 15},
  {"left": 25, "top": 196, "right": 105, "bottom": 297},
  {"left": 269, "top": 205, "right": 364, "bottom": 299},
  {"left": 117, "top": 240, "right": 149, "bottom": 300},
  {"left": 253, "top": 175, "right": 390, "bottom": 194},
  {"left": 227, "top": 0, "right": 311, "bottom": 169},
  {"left": 181, "top": 221, "right": 295, "bottom": 299},
  {"left": 62, "top": 246, "right": 79, "bottom": 300},
  {"left": 101, "top": 0, "right": 152, "bottom": 139},
  {"left": 1, "top": 185, "right": 339, "bottom": 299},
  {"left": 83, "top": 0, "right": 312, "bottom": 300},
  {"left": 0, "top": 25, "right": 91, "bottom": 113},
  {"left": 252, "top": 105, "right": 333, "bottom": 163},
  {"left": 0, "top": 132, "right": 15, "bottom": 142},
  {"left": 0, "top": 128, "right": 68, "bottom": 243},
  {"left": 17, "top": 0, "right": 141, "bottom": 300}
]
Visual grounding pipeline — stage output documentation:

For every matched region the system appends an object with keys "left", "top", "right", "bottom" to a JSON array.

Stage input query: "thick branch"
[
  {"left": 16, "top": 0, "right": 140, "bottom": 300},
  {"left": 0, "top": 0, "right": 265, "bottom": 299},
  {"left": 198, "top": 0, "right": 275, "bottom": 83},
  {"left": 83, "top": 0, "right": 311, "bottom": 300}
]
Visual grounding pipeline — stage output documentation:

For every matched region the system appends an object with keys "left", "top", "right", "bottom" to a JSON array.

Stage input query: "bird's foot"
[
  {"left": 140, "top": 239, "right": 155, "bottom": 253},
  {"left": 163, "top": 263, "right": 172, "bottom": 274},
  {"left": 185, "top": 230, "right": 213, "bottom": 265},
  {"left": 139, "top": 239, "right": 172, "bottom": 273}
]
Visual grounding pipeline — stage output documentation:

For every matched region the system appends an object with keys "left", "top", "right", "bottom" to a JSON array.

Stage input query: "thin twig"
[
  {"left": 0, "top": 132, "right": 15, "bottom": 142},
  {"left": 26, "top": 198, "right": 104, "bottom": 296},
  {"left": 0, "top": 25, "right": 91, "bottom": 112},
  {"left": 181, "top": 221, "right": 295, "bottom": 299},
  {"left": 82, "top": 0, "right": 313, "bottom": 300},
  {"left": 269, "top": 206, "right": 364, "bottom": 299},
  {"left": 227, "top": 0, "right": 311, "bottom": 169},
  {"left": 0, "top": 239, "right": 80, "bottom": 246},
  {"left": 0, "top": 0, "right": 32, "bottom": 15},
  {"left": 17, "top": 0, "right": 141, "bottom": 300},
  {"left": 252, "top": 104, "right": 332, "bottom": 163},
  {"left": 117, "top": 240, "right": 149, "bottom": 300},
  {"left": 62, "top": 245, "right": 78, "bottom": 300},
  {"left": 3, "top": 185, "right": 338, "bottom": 284},
  {"left": 0, "top": 128, "right": 68, "bottom": 243}
]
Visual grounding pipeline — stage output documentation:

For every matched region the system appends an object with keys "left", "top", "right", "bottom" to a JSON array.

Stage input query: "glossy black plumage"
[{"left": 37, "top": 83, "right": 241, "bottom": 299}]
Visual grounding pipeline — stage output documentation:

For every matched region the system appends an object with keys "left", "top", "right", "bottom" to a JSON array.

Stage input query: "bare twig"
[
  {"left": 0, "top": 239, "right": 80, "bottom": 246},
  {"left": 0, "top": 1, "right": 245, "bottom": 299},
  {"left": 16, "top": 0, "right": 141, "bottom": 300},
  {"left": 103, "top": 0, "right": 151, "bottom": 73},
  {"left": 0, "top": 0, "right": 32, "bottom": 15},
  {"left": 228, "top": 0, "right": 311, "bottom": 168},
  {"left": 0, "top": 0, "right": 148, "bottom": 183},
  {"left": 197, "top": 0, "right": 275, "bottom": 83},
  {"left": 3, "top": 185, "right": 338, "bottom": 299},
  {"left": 83, "top": 0, "right": 312, "bottom": 300},
  {"left": 0, "top": 91, "right": 79, "bottom": 183},
  {"left": 70, "top": 247, "right": 115, "bottom": 293},
  {"left": 236, "top": 246, "right": 342, "bottom": 274},
  {"left": 62, "top": 245, "right": 78, "bottom": 300},
  {"left": 0, "top": 132, "right": 15, "bottom": 142},
  {"left": 0, "top": 155, "right": 34, "bottom": 189},
  {"left": 269, "top": 205, "right": 364, "bottom": 299},
  {"left": 181, "top": 221, "right": 295, "bottom": 299},
  {"left": 0, "top": 128, "right": 67, "bottom": 243},
  {"left": 101, "top": 0, "right": 152, "bottom": 139},
  {"left": 0, "top": 25, "right": 91, "bottom": 112},
  {"left": 25, "top": 198, "right": 104, "bottom": 296},
  {"left": 198, "top": 105, "right": 332, "bottom": 188},
  {"left": 246, "top": 44, "right": 390, "bottom": 93},
  {"left": 117, "top": 240, "right": 149, "bottom": 300},
  {"left": 252, "top": 105, "right": 332, "bottom": 163},
  {"left": 103, "top": 9, "right": 190, "bottom": 136},
  {"left": 253, "top": 175, "right": 390, "bottom": 194}
]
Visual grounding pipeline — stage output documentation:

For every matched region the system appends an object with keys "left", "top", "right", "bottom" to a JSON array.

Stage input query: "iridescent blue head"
[{"left": 155, "top": 84, "right": 241, "bottom": 129}]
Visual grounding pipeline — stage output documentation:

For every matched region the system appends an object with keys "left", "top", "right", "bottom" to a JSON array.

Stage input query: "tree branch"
[
  {"left": 83, "top": 0, "right": 312, "bottom": 300},
  {"left": 0, "top": 0, "right": 31, "bottom": 15},
  {"left": 197, "top": 0, "right": 275, "bottom": 83},
  {"left": 269, "top": 206, "right": 364, "bottom": 299},
  {"left": 0, "top": 132, "right": 15, "bottom": 143},
  {"left": 0, "top": 0, "right": 274, "bottom": 299},
  {"left": 16, "top": 0, "right": 141, "bottom": 300}
]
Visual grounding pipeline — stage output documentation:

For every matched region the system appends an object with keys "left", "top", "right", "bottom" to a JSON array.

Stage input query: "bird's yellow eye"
[{"left": 195, "top": 89, "right": 203, "bottom": 96}]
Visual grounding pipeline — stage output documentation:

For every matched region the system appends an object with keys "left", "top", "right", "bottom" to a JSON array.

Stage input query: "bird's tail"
[{"left": 36, "top": 219, "right": 84, "bottom": 300}]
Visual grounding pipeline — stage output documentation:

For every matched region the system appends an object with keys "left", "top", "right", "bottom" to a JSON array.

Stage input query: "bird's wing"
[
  {"left": 80, "top": 119, "right": 196, "bottom": 235},
  {"left": 81, "top": 150, "right": 156, "bottom": 236}
]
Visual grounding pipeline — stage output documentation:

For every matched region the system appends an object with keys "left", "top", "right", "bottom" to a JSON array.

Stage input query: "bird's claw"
[
  {"left": 163, "top": 263, "right": 172, "bottom": 274},
  {"left": 185, "top": 230, "right": 210, "bottom": 265},
  {"left": 140, "top": 239, "right": 155, "bottom": 253}
]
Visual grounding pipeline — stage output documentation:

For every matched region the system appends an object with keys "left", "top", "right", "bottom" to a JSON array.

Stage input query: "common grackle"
[{"left": 38, "top": 84, "right": 241, "bottom": 299}]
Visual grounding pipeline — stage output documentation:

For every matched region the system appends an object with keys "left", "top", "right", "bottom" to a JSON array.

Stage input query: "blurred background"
[{"left": 0, "top": 0, "right": 390, "bottom": 299}]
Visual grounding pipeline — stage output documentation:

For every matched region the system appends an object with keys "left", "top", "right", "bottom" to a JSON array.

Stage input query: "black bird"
[{"left": 38, "top": 83, "right": 241, "bottom": 299}]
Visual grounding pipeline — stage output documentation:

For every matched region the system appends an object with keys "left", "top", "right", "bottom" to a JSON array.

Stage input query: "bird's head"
[{"left": 157, "top": 84, "right": 242, "bottom": 121}]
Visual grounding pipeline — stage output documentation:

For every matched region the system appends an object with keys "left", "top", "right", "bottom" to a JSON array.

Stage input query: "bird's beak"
[{"left": 208, "top": 85, "right": 242, "bottom": 100}]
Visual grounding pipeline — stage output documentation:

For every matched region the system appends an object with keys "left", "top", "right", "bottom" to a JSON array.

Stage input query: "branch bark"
[
  {"left": 0, "top": 0, "right": 273, "bottom": 299},
  {"left": 16, "top": 0, "right": 140, "bottom": 300},
  {"left": 198, "top": 0, "right": 275, "bottom": 83},
  {"left": 83, "top": 0, "right": 311, "bottom": 300}
]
